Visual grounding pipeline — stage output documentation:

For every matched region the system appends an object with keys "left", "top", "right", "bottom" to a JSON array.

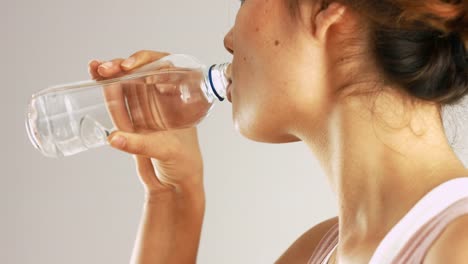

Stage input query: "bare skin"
[
  {"left": 88, "top": 0, "right": 468, "bottom": 263},
  {"left": 223, "top": 0, "right": 468, "bottom": 263},
  {"left": 89, "top": 51, "right": 206, "bottom": 263}
]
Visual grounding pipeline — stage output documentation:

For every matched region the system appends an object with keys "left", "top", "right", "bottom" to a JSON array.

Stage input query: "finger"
[
  {"left": 102, "top": 81, "right": 134, "bottom": 132},
  {"left": 153, "top": 72, "right": 189, "bottom": 128},
  {"left": 107, "top": 130, "right": 178, "bottom": 161},
  {"left": 143, "top": 62, "right": 173, "bottom": 86},
  {"left": 147, "top": 83, "right": 166, "bottom": 130},
  {"left": 97, "top": 58, "right": 126, "bottom": 78},
  {"left": 179, "top": 74, "right": 211, "bottom": 126},
  {"left": 120, "top": 50, "right": 171, "bottom": 72},
  {"left": 135, "top": 80, "right": 159, "bottom": 131},
  {"left": 88, "top": 59, "right": 103, "bottom": 80},
  {"left": 126, "top": 84, "right": 147, "bottom": 130}
]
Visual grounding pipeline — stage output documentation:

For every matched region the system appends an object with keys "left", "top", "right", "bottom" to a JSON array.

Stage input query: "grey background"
[{"left": 2, "top": 0, "right": 467, "bottom": 264}]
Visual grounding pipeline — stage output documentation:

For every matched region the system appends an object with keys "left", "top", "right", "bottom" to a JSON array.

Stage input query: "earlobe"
[{"left": 314, "top": 2, "right": 346, "bottom": 42}]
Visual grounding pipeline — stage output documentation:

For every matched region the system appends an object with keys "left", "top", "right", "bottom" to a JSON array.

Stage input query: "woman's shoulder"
[
  {"left": 275, "top": 216, "right": 338, "bottom": 264},
  {"left": 423, "top": 214, "right": 468, "bottom": 264},
  {"left": 371, "top": 177, "right": 468, "bottom": 263}
]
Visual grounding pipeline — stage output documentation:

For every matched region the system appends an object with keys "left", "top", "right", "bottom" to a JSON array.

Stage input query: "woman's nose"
[{"left": 224, "top": 28, "right": 234, "bottom": 55}]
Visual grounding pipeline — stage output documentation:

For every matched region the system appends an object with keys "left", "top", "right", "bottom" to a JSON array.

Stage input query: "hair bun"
[
  {"left": 448, "top": 33, "right": 468, "bottom": 70},
  {"left": 330, "top": 0, "right": 468, "bottom": 104},
  {"left": 395, "top": 1, "right": 468, "bottom": 42},
  {"left": 374, "top": 28, "right": 468, "bottom": 105}
]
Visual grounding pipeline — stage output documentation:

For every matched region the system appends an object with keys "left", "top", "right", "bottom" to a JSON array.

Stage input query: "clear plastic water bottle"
[{"left": 26, "top": 54, "right": 231, "bottom": 158}]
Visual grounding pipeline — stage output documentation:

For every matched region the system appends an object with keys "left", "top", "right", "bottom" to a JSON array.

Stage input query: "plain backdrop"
[{"left": 2, "top": 0, "right": 467, "bottom": 263}]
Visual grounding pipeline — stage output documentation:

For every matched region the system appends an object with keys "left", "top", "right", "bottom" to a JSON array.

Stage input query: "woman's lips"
[
  {"left": 226, "top": 64, "right": 232, "bottom": 80},
  {"left": 225, "top": 64, "right": 233, "bottom": 102}
]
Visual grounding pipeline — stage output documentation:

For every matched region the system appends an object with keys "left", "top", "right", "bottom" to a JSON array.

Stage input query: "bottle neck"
[{"left": 203, "top": 63, "right": 230, "bottom": 102}]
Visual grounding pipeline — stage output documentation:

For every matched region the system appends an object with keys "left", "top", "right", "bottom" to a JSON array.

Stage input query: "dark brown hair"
[{"left": 292, "top": 0, "right": 468, "bottom": 105}]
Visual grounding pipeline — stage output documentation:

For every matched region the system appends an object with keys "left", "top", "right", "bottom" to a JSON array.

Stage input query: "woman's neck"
[{"left": 302, "top": 90, "right": 468, "bottom": 261}]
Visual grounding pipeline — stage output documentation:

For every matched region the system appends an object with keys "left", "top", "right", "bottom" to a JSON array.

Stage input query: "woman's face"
[{"left": 224, "top": 0, "right": 335, "bottom": 143}]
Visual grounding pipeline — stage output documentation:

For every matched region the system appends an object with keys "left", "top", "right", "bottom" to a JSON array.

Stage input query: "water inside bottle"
[{"left": 27, "top": 68, "right": 215, "bottom": 157}]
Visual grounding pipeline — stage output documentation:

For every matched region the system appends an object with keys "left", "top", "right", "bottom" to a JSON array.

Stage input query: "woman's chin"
[{"left": 234, "top": 119, "right": 300, "bottom": 143}]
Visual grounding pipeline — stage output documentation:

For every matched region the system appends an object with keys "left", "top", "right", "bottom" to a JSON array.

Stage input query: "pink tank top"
[{"left": 307, "top": 177, "right": 468, "bottom": 264}]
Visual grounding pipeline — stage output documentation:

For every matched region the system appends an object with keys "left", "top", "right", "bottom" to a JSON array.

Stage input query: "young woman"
[{"left": 88, "top": 0, "right": 468, "bottom": 263}]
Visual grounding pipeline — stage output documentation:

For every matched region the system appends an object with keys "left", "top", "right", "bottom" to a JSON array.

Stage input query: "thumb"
[{"left": 107, "top": 131, "right": 177, "bottom": 161}]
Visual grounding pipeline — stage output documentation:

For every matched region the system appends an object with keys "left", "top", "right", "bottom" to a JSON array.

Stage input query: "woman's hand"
[{"left": 88, "top": 50, "right": 204, "bottom": 197}]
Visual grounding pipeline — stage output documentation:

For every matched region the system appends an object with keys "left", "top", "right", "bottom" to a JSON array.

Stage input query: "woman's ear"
[{"left": 314, "top": 2, "right": 346, "bottom": 42}]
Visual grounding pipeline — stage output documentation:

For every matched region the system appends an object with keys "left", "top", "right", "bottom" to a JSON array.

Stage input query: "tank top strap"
[
  {"left": 307, "top": 222, "right": 339, "bottom": 264},
  {"left": 369, "top": 177, "right": 468, "bottom": 264},
  {"left": 393, "top": 197, "right": 468, "bottom": 263}
]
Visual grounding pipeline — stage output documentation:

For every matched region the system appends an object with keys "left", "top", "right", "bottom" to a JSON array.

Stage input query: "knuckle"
[
  {"left": 126, "top": 50, "right": 171, "bottom": 69},
  {"left": 112, "top": 58, "right": 125, "bottom": 63},
  {"left": 140, "top": 51, "right": 152, "bottom": 61},
  {"left": 127, "top": 50, "right": 149, "bottom": 65},
  {"left": 141, "top": 49, "right": 155, "bottom": 55},
  {"left": 136, "top": 50, "right": 167, "bottom": 61},
  {"left": 132, "top": 50, "right": 147, "bottom": 58}
]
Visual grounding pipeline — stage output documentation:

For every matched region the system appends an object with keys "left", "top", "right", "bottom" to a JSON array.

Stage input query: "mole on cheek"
[
  {"left": 255, "top": 27, "right": 259, "bottom": 32},
  {"left": 274, "top": 40, "right": 280, "bottom": 46}
]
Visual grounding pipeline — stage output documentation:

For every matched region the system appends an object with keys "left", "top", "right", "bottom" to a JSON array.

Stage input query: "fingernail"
[
  {"left": 121, "top": 57, "right": 135, "bottom": 68},
  {"left": 88, "top": 59, "right": 101, "bottom": 65},
  {"left": 110, "top": 135, "right": 126, "bottom": 148},
  {"left": 100, "top": 62, "right": 113, "bottom": 69}
]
